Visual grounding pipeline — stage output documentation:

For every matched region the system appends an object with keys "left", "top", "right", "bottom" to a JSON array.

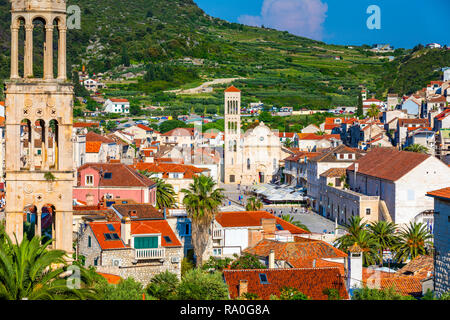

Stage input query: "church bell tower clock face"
[{"left": 4, "top": 0, "right": 74, "bottom": 253}]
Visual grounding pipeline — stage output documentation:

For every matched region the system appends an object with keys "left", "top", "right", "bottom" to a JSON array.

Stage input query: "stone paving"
[{"left": 219, "top": 183, "right": 339, "bottom": 234}]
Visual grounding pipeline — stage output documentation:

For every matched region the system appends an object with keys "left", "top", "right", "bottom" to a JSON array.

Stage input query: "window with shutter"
[{"left": 134, "top": 236, "right": 158, "bottom": 249}]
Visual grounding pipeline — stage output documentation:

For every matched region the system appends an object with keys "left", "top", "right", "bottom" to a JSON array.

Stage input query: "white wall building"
[
  {"left": 104, "top": 99, "right": 130, "bottom": 114},
  {"left": 347, "top": 148, "right": 450, "bottom": 225}
]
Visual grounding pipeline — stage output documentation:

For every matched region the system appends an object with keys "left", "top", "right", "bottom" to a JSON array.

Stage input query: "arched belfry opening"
[{"left": 5, "top": 1, "right": 73, "bottom": 254}]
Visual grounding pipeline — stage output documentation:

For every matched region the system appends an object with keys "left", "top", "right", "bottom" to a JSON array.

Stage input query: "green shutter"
[{"left": 134, "top": 236, "right": 158, "bottom": 249}]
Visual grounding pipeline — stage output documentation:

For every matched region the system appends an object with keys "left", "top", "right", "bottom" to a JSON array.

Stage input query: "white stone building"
[
  {"left": 104, "top": 98, "right": 130, "bottom": 114},
  {"left": 346, "top": 147, "right": 450, "bottom": 225}
]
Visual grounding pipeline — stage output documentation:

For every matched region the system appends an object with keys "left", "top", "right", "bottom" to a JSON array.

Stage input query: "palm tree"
[
  {"left": 316, "top": 131, "right": 326, "bottom": 136},
  {"left": 246, "top": 197, "right": 263, "bottom": 211},
  {"left": 181, "top": 175, "right": 225, "bottom": 267},
  {"left": 0, "top": 233, "right": 96, "bottom": 300},
  {"left": 366, "top": 104, "right": 380, "bottom": 142},
  {"left": 283, "top": 138, "right": 294, "bottom": 148},
  {"left": 334, "top": 216, "right": 379, "bottom": 266},
  {"left": 281, "top": 215, "right": 310, "bottom": 232},
  {"left": 367, "top": 221, "right": 399, "bottom": 265},
  {"left": 139, "top": 170, "right": 177, "bottom": 209},
  {"left": 393, "top": 222, "right": 433, "bottom": 263},
  {"left": 404, "top": 144, "right": 429, "bottom": 154}
]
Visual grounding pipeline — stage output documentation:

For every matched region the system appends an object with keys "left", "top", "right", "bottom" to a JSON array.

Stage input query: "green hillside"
[{"left": 0, "top": 0, "right": 449, "bottom": 110}]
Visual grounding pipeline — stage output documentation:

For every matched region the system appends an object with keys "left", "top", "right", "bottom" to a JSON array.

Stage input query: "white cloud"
[{"left": 238, "top": 0, "right": 328, "bottom": 40}]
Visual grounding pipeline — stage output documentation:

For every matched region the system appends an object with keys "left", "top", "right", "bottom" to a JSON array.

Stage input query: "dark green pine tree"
[
  {"left": 356, "top": 92, "right": 363, "bottom": 118},
  {"left": 121, "top": 46, "right": 130, "bottom": 67}
]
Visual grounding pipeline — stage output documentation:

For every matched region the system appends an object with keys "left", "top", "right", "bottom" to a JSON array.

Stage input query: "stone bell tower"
[
  {"left": 224, "top": 86, "right": 242, "bottom": 184},
  {"left": 4, "top": 0, "right": 74, "bottom": 253}
]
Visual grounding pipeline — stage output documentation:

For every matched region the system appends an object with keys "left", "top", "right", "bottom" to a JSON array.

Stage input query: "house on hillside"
[{"left": 104, "top": 99, "right": 130, "bottom": 114}]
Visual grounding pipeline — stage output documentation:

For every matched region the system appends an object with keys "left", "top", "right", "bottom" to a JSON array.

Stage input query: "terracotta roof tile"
[
  {"left": 223, "top": 268, "right": 348, "bottom": 300},
  {"left": 78, "top": 163, "right": 156, "bottom": 188},
  {"left": 86, "top": 131, "right": 115, "bottom": 144},
  {"left": 111, "top": 203, "right": 164, "bottom": 220},
  {"left": 427, "top": 187, "right": 450, "bottom": 200},
  {"left": 215, "top": 211, "right": 309, "bottom": 235},
  {"left": 133, "top": 162, "right": 207, "bottom": 179},
  {"left": 86, "top": 141, "right": 102, "bottom": 153},
  {"left": 320, "top": 168, "right": 347, "bottom": 178},
  {"left": 224, "top": 85, "right": 241, "bottom": 93},
  {"left": 347, "top": 147, "right": 430, "bottom": 182}
]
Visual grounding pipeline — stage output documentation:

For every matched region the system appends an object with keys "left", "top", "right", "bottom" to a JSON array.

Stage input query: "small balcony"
[
  {"left": 213, "top": 229, "right": 223, "bottom": 239},
  {"left": 135, "top": 248, "right": 165, "bottom": 260}
]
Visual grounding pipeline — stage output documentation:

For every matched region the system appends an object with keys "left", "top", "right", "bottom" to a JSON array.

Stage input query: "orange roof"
[
  {"left": 0, "top": 101, "right": 5, "bottom": 106},
  {"left": 298, "top": 133, "right": 340, "bottom": 140},
  {"left": 74, "top": 122, "right": 100, "bottom": 128},
  {"left": 347, "top": 147, "right": 429, "bottom": 182},
  {"left": 97, "top": 273, "right": 122, "bottom": 284},
  {"left": 161, "top": 127, "right": 195, "bottom": 137},
  {"left": 86, "top": 141, "right": 102, "bottom": 153},
  {"left": 110, "top": 98, "right": 129, "bottom": 103},
  {"left": 136, "top": 124, "right": 155, "bottom": 132},
  {"left": 215, "top": 211, "right": 309, "bottom": 235},
  {"left": 89, "top": 219, "right": 181, "bottom": 250},
  {"left": 224, "top": 85, "right": 241, "bottom": 93},
  {"left": 223, "top": 268, "right": 348, "bottom": 300},
  {"left": 427, "top": 187, "right": 450, "bottom": 200},
  {"left": 277, "top": 132, "right": 295, "bottom": 138},
  {"left": 133, "top": 162, "right": 207, "bottom": 179},
  {"left": 435, "top": 108, "right": 450, "bottom": 121},
  {"left": 245, "top": 239, "right": 347, "bottom": 267},
  {"left": 0, "top": 116, "right": 5, "bottom": 127}
]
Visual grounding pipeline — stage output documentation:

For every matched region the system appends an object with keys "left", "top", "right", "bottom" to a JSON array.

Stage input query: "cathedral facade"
[{"left": 223, "top": 86, "right": 287, "bottom": 185}]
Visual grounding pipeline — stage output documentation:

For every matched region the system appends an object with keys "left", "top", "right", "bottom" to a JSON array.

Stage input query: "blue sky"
[{"left": 194, "top": 0, "right": 450, "bottom": 49}]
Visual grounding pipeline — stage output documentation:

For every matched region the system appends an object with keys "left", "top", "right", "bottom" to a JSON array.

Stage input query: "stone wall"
[
  {"left": 96, "top": 246, "right": 182, "bottom": 285},
  {"left": 434, "top": 198, "right": 450, "bottom": 296}
]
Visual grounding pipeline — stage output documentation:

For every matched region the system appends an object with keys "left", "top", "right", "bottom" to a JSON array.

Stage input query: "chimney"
[
  {"left": 261, "top": 218, "right": 276, "bottom": 239},
  {"left": 238, "top": 280, "right": 248, "bottom": 297},
  {"left": 121, "top": 216, "right": 131, "bottom": 246},
  {"left": 347, "top": 243, "right": 363, "bottom": 290},
  {"left": 269, "top": 249, "right": 275, "bottom": 269}
]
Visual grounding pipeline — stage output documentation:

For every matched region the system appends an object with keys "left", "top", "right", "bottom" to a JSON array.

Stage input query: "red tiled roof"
[
  {"left": 245, "top": 239, "right": 347, "bottom": 268},
  {"left": 0, "top": 101, "right": 4, "bottom": 106},
  {"left": 224, "top": 85, "right": 241, "bottom": 93},
  {"left": 89, "top": 221, "right": 125, "bottom": 249},
  {"left": 398, "top": 118, "right": 429, "bottom": 127},
  {"left": 277, "top": 132, "right": 295, "bottom": 138},
  {"left": 428, "top": 95, "right": 446, "bottom": 103},
  {"left": 161, "top": 127, "right": 195, "bottom": 137},
  {"left": 111, "top": 203, "right": 164, "bottom": 220},
  {"left": 298, "top": 133, "right": 340, "bottom": 141},
  {"left": 89, "top": 219, "right": 181, "bottom": 250},
  {"left": 284, "top": 151, "right": 321, "bottom": 162},
  {"left": 136, "top": 124, "right": 154, "bottom": 132},
  {"left": 86, "top": 141, "right": 102, "bottom": 153},
  {"left": 133, "top": 162, "right": 208, "bottom": 179},
  {"left": 215, "top": 211, "right": 309, "bottom": 235},
  {"left": 347, "top": 147, "right": 429, "bottom": 182},
  {"left": 223, "top": 268, "right": 348, "bottom": 300},
  {"left": 131, "top": 220, "right": 182, "bottom": 247},
  {"left": 435, "top": 108, "right": 450, "bottom": 121},
  {"left": 74, "top": 122, "right": 100, "bottom": 128},
  {"left": 97, "top": 273, "right": 122, "bottom": 284},
  {"left": 86, "top": 131, "right": 115, "bottom": 144},
  {"left": 376, "top": 276, "right": 423, "bottom": 297},
  {"left": 110, "top": 98, "right": 129, "bottom": 103},
  {"left": 427, "top": 187, "right": 450, "bottom": 201},
  {"left": 78, "top": 163, "right": 156, "bottom": 188}
]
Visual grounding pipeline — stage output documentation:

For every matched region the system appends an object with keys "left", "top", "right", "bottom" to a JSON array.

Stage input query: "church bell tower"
[
  {"left": 4, "top": 0, "right": 74, "bottom": 253},
  {"left": 224, "top": 86, "right": 242, "bottom": 184}
]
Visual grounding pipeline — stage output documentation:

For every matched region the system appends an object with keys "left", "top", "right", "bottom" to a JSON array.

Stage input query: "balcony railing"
[
  {"left": 213, "top": 229, "right": 223, "bottom": 239},
  {"left": 135, "top": 248, "right": 165, "bottom": 260}
]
